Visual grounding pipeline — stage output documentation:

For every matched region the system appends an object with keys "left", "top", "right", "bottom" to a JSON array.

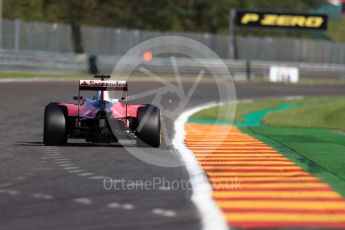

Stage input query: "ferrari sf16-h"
[{"left": 43, "top": 75, "right": 161, "bottom": 148}]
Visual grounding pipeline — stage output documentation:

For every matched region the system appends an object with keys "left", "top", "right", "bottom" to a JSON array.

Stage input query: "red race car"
[{"left": 43, "top": 75, "right": 161, "bottom": 148}]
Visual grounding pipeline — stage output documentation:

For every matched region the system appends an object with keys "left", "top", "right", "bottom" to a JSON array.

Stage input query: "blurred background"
[{"left": 0, "top": 0, "right": 345, "bottom": 81}]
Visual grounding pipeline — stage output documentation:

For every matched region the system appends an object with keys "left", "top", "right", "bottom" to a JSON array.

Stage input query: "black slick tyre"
[
  {"left": 136, "top": 105, "right": 161, "bottom": 148},
  {"left": 43, "top": 103, "right": 67, "bottom": 146}
]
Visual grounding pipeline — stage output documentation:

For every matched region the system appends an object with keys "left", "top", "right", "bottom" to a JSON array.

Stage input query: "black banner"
[{"left": 235, "top": 10, "right": 328, "bottom": 31}]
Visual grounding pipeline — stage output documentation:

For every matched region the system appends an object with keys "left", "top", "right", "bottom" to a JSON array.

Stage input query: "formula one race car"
[{"left": 43, "top": 75, "right": 161, "bottom": 148}]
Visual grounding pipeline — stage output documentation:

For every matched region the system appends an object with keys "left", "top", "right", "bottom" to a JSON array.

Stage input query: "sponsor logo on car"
[
  {"left": 79, "top": 80, "right": 128, "bottom": 91},
  {"left": 79, "top": 80, "right": 127, "bottom": 87},
  {"left": 80, "top": 81, "right": 89, "bottom": 86}
]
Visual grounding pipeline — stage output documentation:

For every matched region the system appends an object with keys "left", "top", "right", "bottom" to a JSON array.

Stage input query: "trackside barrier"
[{"left": 0, "top": 49, "right": 345, "bottom": 79}]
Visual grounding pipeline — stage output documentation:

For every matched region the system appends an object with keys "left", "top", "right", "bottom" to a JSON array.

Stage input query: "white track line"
[
  {"left": 73, "top": 197, "right": 93, "bottom": 205},
  {"left": 0, "top": 182, "right": 14, "bottom": 188},
  {"left": 89, "top": 176, "right": 105, "bottom": 180},
  {"left": 59, "top": 164, "right": 75, "bottom": 167},
  {"left": 0, "top": 189, "right": 19, "bottom": 195},
  {"left": 32, "top": 193, "right": 53, "bottom": 200},
  {"left": 172, "top": 102, "right": 229, "bottom": 230},
  {"left": 45, "top": 149, "right": 109, "bottom": 182},
  {"left": 68, "top": 169, "right": 84, "bottom": 173},
  {"left": 107, "top": 202, "right": 134, "bottom": 210},
  {"left": 78, "top": 172, "right": 94, "bottom": 177},
  {"left": 152, "top": 208, "right": 177, "bottom": 217},
  {"left": 63, "top": 167, "right": 79, "bottom": 170}
]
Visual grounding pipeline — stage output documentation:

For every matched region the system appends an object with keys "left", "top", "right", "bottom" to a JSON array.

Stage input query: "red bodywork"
[
  {"left": 59, "top": 79, "right": 143, "bottom": 121},
  {"left": 59, "top": 101, "right": 143, "bottom": 120}
]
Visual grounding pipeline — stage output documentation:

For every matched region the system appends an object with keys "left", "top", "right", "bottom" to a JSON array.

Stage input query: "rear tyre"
[
  {"left": 43, "top": 103, "right": 67, "bottom": 146},
  {"left": 136, "top": 105, "right": 161, "bottom": 148}
]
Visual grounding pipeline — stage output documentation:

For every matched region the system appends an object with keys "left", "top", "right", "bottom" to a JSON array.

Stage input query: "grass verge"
[
  {"left": 0, "top": 71, "right": 93, "bottom": 79},
  {"left": 190, "top": 96, "right": 345, "bottom": 197}
]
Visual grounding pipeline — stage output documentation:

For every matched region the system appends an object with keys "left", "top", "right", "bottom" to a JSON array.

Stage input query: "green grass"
[
  {"left": 264, "top": 97, "right": 345, "bottom": 132},
  {"left": 242, "top": 126, "right": 345, "bottom": 197},
  {"left": 191, "top": 99, "right": 282, "bottom": 122},
  {"left": 192, "top": 97, "right": 303, "bottom": 122},
  {"left": 0, "top": 71, "right": 93, "bottom": 79},
  {"left": 190, "top": 96, "right": 345, "bottom": 197},
  {"left": 192, "top": 96, "right": 345, "bottom": 129}
]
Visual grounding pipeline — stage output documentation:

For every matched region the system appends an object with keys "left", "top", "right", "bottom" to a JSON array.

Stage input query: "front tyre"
[
  {"left": 136, "top": 105, "right": 161, "bottom": 148},
  {"left": 43, "top": 103, "right": 67, "bottom": 146}
]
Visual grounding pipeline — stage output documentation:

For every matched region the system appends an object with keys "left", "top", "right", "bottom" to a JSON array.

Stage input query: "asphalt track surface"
[{"left": 1, "top": 80, "right": 345, "bottom": 230}]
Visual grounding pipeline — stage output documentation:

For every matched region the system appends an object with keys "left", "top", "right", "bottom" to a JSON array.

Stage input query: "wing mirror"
[
  {"left": 73, "top": 96, "right": 83, "bottom": 100},
  {"left": 73, "top": 96, "right": 84, "bottom": 105},
  {"left": 120, "top": 97, "right": 132, "bottom": 102}
]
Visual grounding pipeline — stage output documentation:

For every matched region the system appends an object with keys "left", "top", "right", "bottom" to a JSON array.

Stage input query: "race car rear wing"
[
  {"left": 76, "top": 76, "right": 129, "bottom": 120},
  {"left": 79, "top": 80, "right": 128, "bottom": 91}
]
